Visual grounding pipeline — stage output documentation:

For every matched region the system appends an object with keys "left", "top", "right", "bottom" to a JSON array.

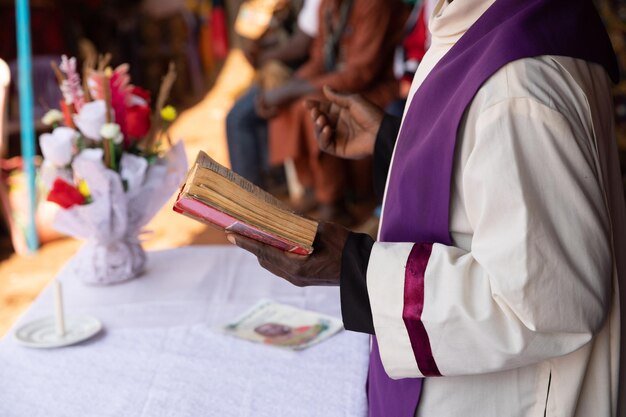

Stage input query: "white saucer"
[{"left": 14, "top": 315, "right": 103, "bottom": 348}]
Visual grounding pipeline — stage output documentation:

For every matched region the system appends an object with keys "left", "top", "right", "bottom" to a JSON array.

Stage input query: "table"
[{"left": 0, "top": 246, "right": 369, "bottom": 417}]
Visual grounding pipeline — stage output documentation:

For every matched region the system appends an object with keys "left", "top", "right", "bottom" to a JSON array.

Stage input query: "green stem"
[{"left": 109, "top": 139, "right": 117, "bottom": 171}]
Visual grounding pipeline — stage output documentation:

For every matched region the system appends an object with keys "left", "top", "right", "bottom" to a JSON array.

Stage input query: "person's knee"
[
  {"left": 226, "top": 105, "right": 245, "bottom": 133},
  {"left": 226, "top": 92, "right": 257, "bottom": 130}
]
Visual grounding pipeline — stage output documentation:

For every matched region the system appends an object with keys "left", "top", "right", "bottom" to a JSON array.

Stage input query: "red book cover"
[{"left": 173, "top": 194, "right": 312, "bottom": 256}]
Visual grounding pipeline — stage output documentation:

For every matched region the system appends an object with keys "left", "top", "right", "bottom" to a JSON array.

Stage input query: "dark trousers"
[{"left": 226, "top": 85, "right": 269, "bottom": 186}]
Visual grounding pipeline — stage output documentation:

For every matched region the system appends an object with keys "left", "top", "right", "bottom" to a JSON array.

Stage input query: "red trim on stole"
[{"left": 402, "top": 243, "right": 442, "bottom": 376}]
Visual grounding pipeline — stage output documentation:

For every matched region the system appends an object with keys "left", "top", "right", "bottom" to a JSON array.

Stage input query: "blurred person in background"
[
  {"left": 226, "top": 0, "right": 321, "bottom": 187},
  {"left": 257, "top": 0, "right": 407, "bottom": 222},
  {"left": 387, "top": 0, "right": 432, "bottom": 117}
]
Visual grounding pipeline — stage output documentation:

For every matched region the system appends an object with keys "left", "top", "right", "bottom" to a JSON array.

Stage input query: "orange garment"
[{"left": 269, "top": 0, "right": 406, "bottom": 204}]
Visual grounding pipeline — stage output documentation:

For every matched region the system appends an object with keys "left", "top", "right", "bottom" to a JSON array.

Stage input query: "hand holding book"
[
  {"left": 174, "top": 152, "right": 350, "bottom": 287},
  {"left": 226, "top": 222, "right": 350, "bottom": 287}
]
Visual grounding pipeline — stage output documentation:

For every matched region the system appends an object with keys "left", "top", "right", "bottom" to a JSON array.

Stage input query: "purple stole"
[{"left": 370, "top": 0, "right": 618, "bottom": 416}]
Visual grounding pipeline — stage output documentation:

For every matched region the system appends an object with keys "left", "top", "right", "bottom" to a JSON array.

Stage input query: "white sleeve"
[
  {"left": 297, "top": 0, "right": 321, "bottom": 37},
  {"left": 368, "top": 97, "right": 613, "bottom": 379}
]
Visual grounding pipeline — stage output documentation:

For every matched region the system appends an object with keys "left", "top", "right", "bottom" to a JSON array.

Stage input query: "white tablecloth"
[{"left": 0, "top": 246, "right": 369, "bottom": 417}]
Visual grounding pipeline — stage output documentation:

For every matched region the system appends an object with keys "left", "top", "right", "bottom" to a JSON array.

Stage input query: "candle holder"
[
  {"left": 14, "top": 315, "right": 102, "bottom": 349},
  {"left": 13, "top": 280, "right": 102, "bottom": 348}
]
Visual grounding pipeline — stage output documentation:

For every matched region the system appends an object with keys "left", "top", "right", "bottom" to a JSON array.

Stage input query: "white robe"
[{"left": 367, "top": 0, "right": 626, "bottom": 415}]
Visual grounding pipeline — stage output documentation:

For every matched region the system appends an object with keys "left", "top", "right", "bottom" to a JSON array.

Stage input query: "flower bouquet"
[{"left": 40, "top": 55, "right": 187, "bottom": 285}]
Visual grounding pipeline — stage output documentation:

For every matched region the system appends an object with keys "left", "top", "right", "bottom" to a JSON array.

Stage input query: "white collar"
[{"left": 429, "top": 0, "right": 497, "bottom": 46}]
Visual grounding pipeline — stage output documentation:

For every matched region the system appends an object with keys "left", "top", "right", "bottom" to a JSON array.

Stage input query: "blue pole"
[{"left": 15, "top": 0, "right": 39, "bottom": 253}]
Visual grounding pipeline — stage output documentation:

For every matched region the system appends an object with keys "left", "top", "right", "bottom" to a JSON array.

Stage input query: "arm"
[
  {"left": 370, "top": 98, "right": 613, "bottom": 378},
  {"left": 295, "top": 15, "right": 325, "bottom": 80},
  {"left": 263, "top": 77, "right": 318, "bottom": 106},
  {"left": 257, "top": 28, "right": 314, "bottom": 67}
]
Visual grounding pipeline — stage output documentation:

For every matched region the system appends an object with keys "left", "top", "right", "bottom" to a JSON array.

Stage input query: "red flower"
[
  {"left": 130, "top": 86, "right": 151, "bottom": 104},
  {"left": 126, "top": 105, "right": 152, "bottom": 140},
  {"left": 109, "top": 72, "right": 128, "bottom": 138},
  {"left": 47, "top": 178, "right": 85, "bottom": 209}
]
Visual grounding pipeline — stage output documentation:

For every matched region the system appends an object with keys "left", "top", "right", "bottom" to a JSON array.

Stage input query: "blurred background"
[{"left": 0, "top": 0, "right": 625, "bottom": 336}]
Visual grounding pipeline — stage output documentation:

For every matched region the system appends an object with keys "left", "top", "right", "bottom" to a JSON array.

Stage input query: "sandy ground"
[{"left": 0, "top": 51, "right": 256, "bottom": 337}]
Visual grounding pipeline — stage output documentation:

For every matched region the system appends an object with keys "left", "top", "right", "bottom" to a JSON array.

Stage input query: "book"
[
  {"left": 173, "top": 151, "right": 318, "bottom": 255},
  {"left": 222, "top": 300, "right": 343, "bottom": 350}
]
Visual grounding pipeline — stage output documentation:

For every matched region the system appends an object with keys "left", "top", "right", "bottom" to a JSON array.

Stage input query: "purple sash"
[{"left": 370, "top": 0, "right": 618, "bottom": 415}]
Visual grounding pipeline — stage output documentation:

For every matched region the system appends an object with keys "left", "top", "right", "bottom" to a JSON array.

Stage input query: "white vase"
[{"left": 71, "top": 237, "right": 146, "bottom": 285}]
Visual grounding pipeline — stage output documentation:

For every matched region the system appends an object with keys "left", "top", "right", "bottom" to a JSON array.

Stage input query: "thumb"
[{"left": 323, "top": 86, "right": 352, "bottom": 108}]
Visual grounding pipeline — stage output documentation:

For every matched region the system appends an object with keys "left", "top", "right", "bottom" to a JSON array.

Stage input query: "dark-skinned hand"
[
  {"left": 226, "top": 222, "right": 350, "bottom": 287},
  {"left": 256, "top": 78, "right": 317, "bottom": 119},
  {"left": 241, "top": 38, "right": 261, "bottom": 68},
  {"left": 305, "top": 86, "right": 385, "bottom": 160},
  {"left": 262, "top": 86, "right": 292, "bottom": 109},
  {"left": 255, "top": 92, "right": 279, "bottom": 119}
]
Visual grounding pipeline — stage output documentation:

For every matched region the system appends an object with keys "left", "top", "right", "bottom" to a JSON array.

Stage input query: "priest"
[{"left": 226, "top": 0, "right": 626, "bottom": 415}]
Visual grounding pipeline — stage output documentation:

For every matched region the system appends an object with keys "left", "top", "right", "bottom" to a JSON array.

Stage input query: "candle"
[{"left": 54, "top": 280, "right": 66, "bottom": 337}]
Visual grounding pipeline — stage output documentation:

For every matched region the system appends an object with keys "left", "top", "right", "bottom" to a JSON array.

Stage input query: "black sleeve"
[
  {"left": 373, "top": 113, "right": 402, "bottom": 199},
  {"left": 340, "top": 231, "right": 376, "bottom": 335}
]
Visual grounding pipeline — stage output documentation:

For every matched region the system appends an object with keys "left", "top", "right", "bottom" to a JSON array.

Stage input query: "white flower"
[
  {"left": 100, "top": 123, "right": 120, "bottom": 139},
  {"left": 120, "top": 153, "right": 148, "bottom": 192},
  {"left": 72, "top": 149, "right": 105, "bottom": 191},
  {"left": 41, "top": 109, "right": 64, "bottom": 126},
  {"left": 73, "top": 100, "right": 108, "bottom": 140},
  {"left": 114, "top": 134, "right": 124, "bottom": 145},
  {"left": 40, "top": 160, "right": 72, "bottom": 189},
  {"left": 73, "top": 148, "right": 104, "bottom": 167},
  {"left": 100, "top": 123, "right": 124, "bottom": 144},
  {"left": 39, "top": 127, "right": 78, "bottom": 167},
  {"left": 72, "top": 148, "right": 104, "bottom": 176}
]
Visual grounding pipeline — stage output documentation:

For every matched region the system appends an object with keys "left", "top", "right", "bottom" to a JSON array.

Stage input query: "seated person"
[
  {"left": 226, "top": 0, "right": 321, "bottom": 187},
  {"left": 260, "top": 0, "right": 406, "bottom": 220}
]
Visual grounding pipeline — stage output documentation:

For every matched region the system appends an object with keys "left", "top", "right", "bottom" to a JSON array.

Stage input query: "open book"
[{"left": 173, "top": 151, "right": 318, "bottom": 255}]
